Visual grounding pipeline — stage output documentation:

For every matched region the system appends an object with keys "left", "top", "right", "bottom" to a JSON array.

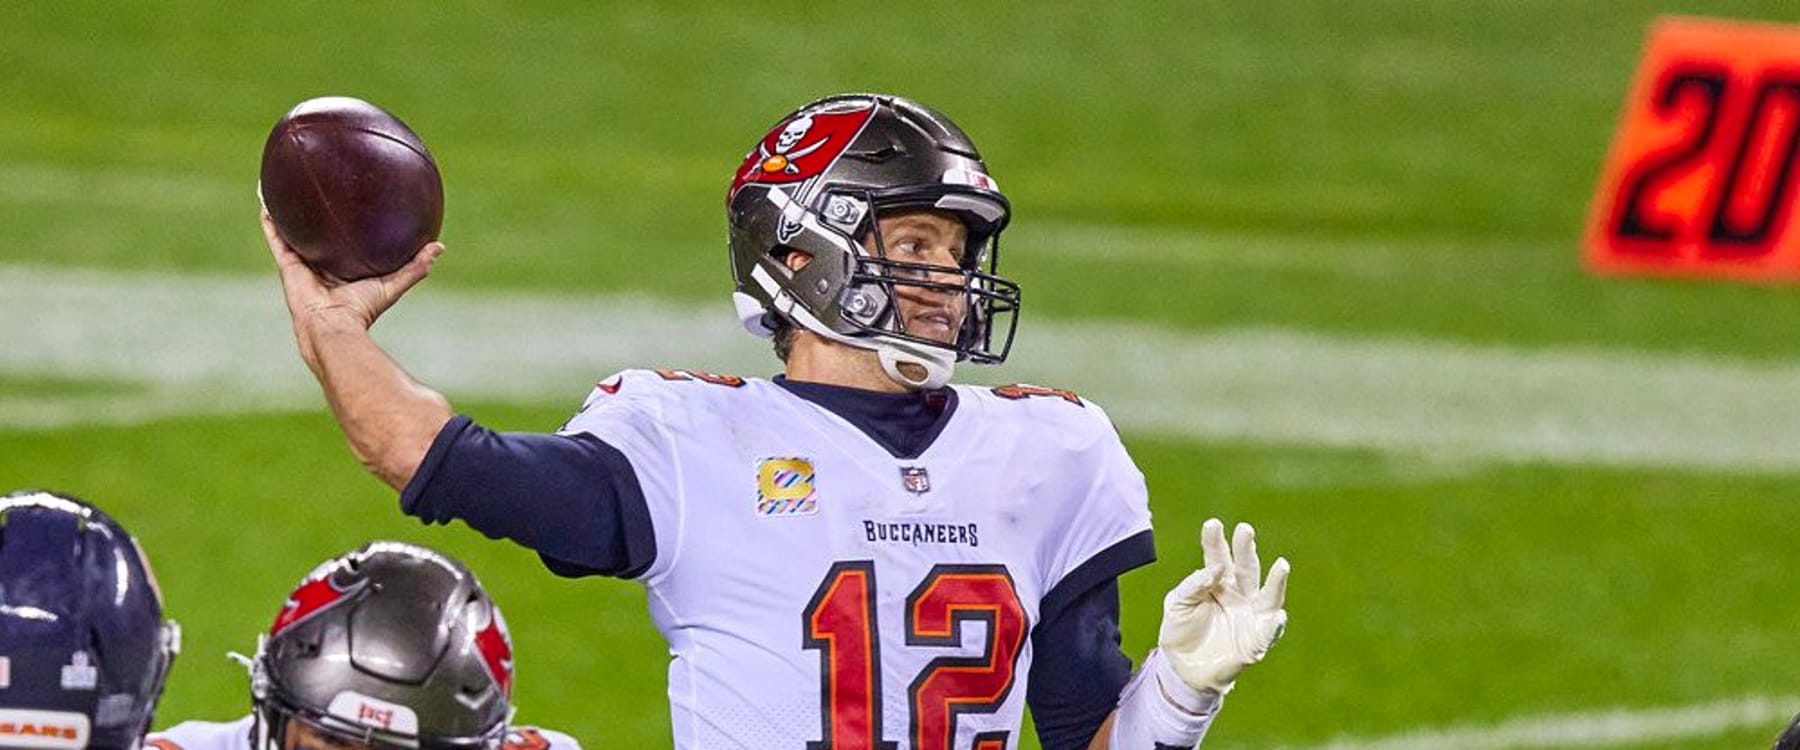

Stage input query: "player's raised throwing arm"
[{"left": 262, "top": 210, "right": 452, "bottom": 490}]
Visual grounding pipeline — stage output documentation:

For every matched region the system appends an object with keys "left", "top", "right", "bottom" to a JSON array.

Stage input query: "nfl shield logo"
[{"left": 900, "top": 466, "right": 931, "bottom": 494}]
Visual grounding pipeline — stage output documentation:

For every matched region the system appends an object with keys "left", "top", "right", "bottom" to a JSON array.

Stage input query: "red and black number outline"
[
  {"left": 904, "top": 565, "right": 1028, "bottom": 750},
  {"left": 804, "top": 562, "right": 1029, "bottom": 750},
  {"left": 989, "top": 384, "right": 1083, "bottom": 407},
  {"left": 803, "top": 561, "right": 896, "bottom": 750},
  {"left": 655, "top": 368, "right": 747, "bottom": 387},
  {"left": 971, "top": 732, "right": 1011, "bottom": 750},
  {"left": 503, "top": 728, "right": 551, "bottom": 750}
]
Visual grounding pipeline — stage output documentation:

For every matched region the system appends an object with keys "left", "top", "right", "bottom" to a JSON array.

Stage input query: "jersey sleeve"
[
  {"left": 553, "top": 370, "right": 687, "bottom": 583},
  {"left": 1026, "top": 578, "right": 1134, "bottom": 750},
  {"left": 1026, "top": 399, "right": 1157, "bottom": 748},
  {"left": 1040, "top": 399, "right": 1157, "bottom": 616},
  {"left": 505, "top": 726, "right": 584, "bottom": 750},
  {"left": 400, "top": 370, "right": 676, "bottom": 580},
  {"left": 400, "top": 414, "right": 656, "bottom": 578}
]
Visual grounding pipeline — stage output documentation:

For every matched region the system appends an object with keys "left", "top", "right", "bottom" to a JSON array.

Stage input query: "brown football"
[{"left": 259, "top": 97, "right": 443, "bottom": 282}]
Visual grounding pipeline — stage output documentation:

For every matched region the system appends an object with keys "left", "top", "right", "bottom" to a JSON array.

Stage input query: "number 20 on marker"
[{"left": 1585, "top": 16, "right": 1800, "bottom": 281}]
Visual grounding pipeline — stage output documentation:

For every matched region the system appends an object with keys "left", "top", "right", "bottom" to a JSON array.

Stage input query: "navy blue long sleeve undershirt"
[{"left": 399, "top": 381, "right": 1150, "bottom": 748}]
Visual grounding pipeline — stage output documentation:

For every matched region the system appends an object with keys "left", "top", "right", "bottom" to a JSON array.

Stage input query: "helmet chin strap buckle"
[{"left": 878, "top": 346, "right": 952, "bottom": 390}]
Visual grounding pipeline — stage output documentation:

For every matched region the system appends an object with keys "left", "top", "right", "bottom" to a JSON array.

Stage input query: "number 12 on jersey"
[{"left": 803, "top": 561, "right": 1027, "bottom": 750}]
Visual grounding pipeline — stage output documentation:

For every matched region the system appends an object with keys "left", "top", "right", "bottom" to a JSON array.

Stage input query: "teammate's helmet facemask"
[{"left": 728, "top": 94, "right": 1021, "bottom": 389}]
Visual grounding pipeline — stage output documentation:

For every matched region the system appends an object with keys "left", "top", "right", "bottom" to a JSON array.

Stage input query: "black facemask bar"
[{"left": 834, "top": 188, "right": 1021, "bottom": 364}]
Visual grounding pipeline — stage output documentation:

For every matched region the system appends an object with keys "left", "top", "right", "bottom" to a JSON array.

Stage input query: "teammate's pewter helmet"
[
  {"left": 726, "top": 93, "right": 1021, "bottom": 389},
  {"left": 0, "top": 490, "right": 180, "bottom": 750},
  {"left": 248, "top": 541, "right": 514, "bottom": 750}
]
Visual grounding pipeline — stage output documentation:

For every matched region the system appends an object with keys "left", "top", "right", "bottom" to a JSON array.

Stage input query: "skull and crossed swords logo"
[{"left": 758, "top": 116, "right": 831, "bottom": 175}]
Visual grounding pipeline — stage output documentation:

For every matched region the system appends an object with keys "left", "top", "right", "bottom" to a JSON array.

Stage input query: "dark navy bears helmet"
[{"left": 0, "top": 490, "right": 179, "bottom": 750}]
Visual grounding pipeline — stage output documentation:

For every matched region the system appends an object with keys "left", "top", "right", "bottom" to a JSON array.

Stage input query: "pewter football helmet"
[
  {"left": 726, "top": 93, "right": 1020, "bottom": 389},
  {"left": 248, "top": 541, "right": 512, "bottom": 750}
]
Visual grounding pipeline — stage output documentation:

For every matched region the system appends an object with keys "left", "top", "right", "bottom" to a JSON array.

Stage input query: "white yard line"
[
  {"left": 1285, "top": 694, "right": 1798, "bottom": 750},
  {"left": 2, "top": 265, "right": 1798, "bottom": 474}
]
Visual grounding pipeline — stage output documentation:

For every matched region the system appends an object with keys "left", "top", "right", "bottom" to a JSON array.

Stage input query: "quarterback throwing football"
[{"left": 263, "top": 93, "right": 1289, "bottom": 750}]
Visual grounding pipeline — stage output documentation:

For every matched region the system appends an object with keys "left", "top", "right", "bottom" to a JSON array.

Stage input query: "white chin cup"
[
  {"left": 734, "top": 291, "right": 776, "bottom": 338},
  {"left": 878, "top": 345, "right": 953, "bottom": 390}
]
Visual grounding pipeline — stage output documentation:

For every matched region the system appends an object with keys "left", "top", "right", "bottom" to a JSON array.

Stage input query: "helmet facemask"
[
  {"left": 250, "top": 685, "right": 508, "bottom": 750},
  {"left": 833, "top": 187, "right": 1019, "bottom": 365}
]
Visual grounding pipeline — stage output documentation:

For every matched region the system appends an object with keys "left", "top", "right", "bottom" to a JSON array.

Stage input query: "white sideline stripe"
[
  {"left": 1286, "top": 694, "right": 1798, "bottom": 750},
  {"left": 3, "top": 265, "right": 1799, "bottom": 473}
]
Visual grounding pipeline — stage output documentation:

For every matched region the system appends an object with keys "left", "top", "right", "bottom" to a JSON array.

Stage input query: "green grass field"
[{"left": 4, "top": 3, "right": 1800, "bottom": 748}]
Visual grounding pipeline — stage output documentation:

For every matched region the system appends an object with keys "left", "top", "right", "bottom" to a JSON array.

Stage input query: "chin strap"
[
  {"left": 878, "top": 344, "right": 953, "bottom": 390},
  {"left": 749, "top": 267, "right": 958, "bottom": 390}
]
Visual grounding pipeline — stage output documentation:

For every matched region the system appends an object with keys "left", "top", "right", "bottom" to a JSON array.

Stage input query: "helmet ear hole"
[{"left": 772, "top": 246, "right": 812, "bottom": 273}]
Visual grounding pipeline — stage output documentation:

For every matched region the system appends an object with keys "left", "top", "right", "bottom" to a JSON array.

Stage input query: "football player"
[
  {"left": 262, "top": 93, "right": 1289, "bottom": 749},
  {"left": 147, "top": 541, "right": 578, "bottom": 750},
  {"left": 0, "top": 490, "right": 180, "bottom": 750}
]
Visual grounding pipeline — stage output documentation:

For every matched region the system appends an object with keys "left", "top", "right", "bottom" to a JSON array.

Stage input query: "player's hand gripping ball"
[{"left": 259, "top": 96, "right": 443, "bottom": 282}]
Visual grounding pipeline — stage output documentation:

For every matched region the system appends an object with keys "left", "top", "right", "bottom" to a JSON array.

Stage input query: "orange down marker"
[{"left": 1585, "top": 16, "right": 1800, "bottom": 281}]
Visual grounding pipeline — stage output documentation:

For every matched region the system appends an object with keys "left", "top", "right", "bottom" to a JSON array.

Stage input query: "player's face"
[
  {"left": 283, "top": 719, "right": 377, "bottom": 750},
  {"left": 865, "top": 209, "right": 969, "bottom": 346}
]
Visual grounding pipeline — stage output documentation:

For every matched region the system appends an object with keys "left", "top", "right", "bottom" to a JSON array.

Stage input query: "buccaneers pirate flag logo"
[{"left": 727, "top": 103, "right": 875, "bottom": 203}]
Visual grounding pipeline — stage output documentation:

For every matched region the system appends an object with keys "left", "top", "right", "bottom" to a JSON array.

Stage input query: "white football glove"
[{"left": 1158, "top": 518, "right": 1290, "bottom": 696}]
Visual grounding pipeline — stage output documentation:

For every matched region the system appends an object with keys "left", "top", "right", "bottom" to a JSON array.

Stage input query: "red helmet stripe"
[
  {"left": 269, "top": 576, "right": 363, "bottom": 636},
  {"left": 474, "top": 607, "right": 515, "bottom": 697}
]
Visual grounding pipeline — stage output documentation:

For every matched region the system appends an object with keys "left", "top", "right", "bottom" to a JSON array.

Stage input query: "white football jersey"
[
  {"left": 146, "top": 716, "right": 581, "bottom": 750},
  {"left": 559, "top": 370, "right": 1153, "bottom": 750}
]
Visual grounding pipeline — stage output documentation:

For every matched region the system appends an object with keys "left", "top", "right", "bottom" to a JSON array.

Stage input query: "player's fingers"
[
  {"left": 262, "top": 211, "right": 326, "bottom": 306},
  {"left": 348, "top": 242, "right": 442, "bottom": 327},
  {"left": 1255, "top": 556, "right": 1290, "bottom": 611},
  {"left": 383, "top": 241, "right": 443, "bottom": 296},
  {"left": 1200, "top": 518, "right": 1230, "bottom": 572},
  {"left": 1256, "top": 608, "right": 1288, "bottom": 653},
  {"left": 261, "top": 210, "right": 297, "bottom": 261},
  {"left": 1165, "top": 564, "right": 1223, "bottom": 612},
  {"left": 1232, "top": 522, "right": 1261, "bottom": 593}
]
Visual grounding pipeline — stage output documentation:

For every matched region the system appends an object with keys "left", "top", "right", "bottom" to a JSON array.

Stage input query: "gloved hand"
[{"left": 1157, "top": 518, "right": 1289, "bottom": 695}]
